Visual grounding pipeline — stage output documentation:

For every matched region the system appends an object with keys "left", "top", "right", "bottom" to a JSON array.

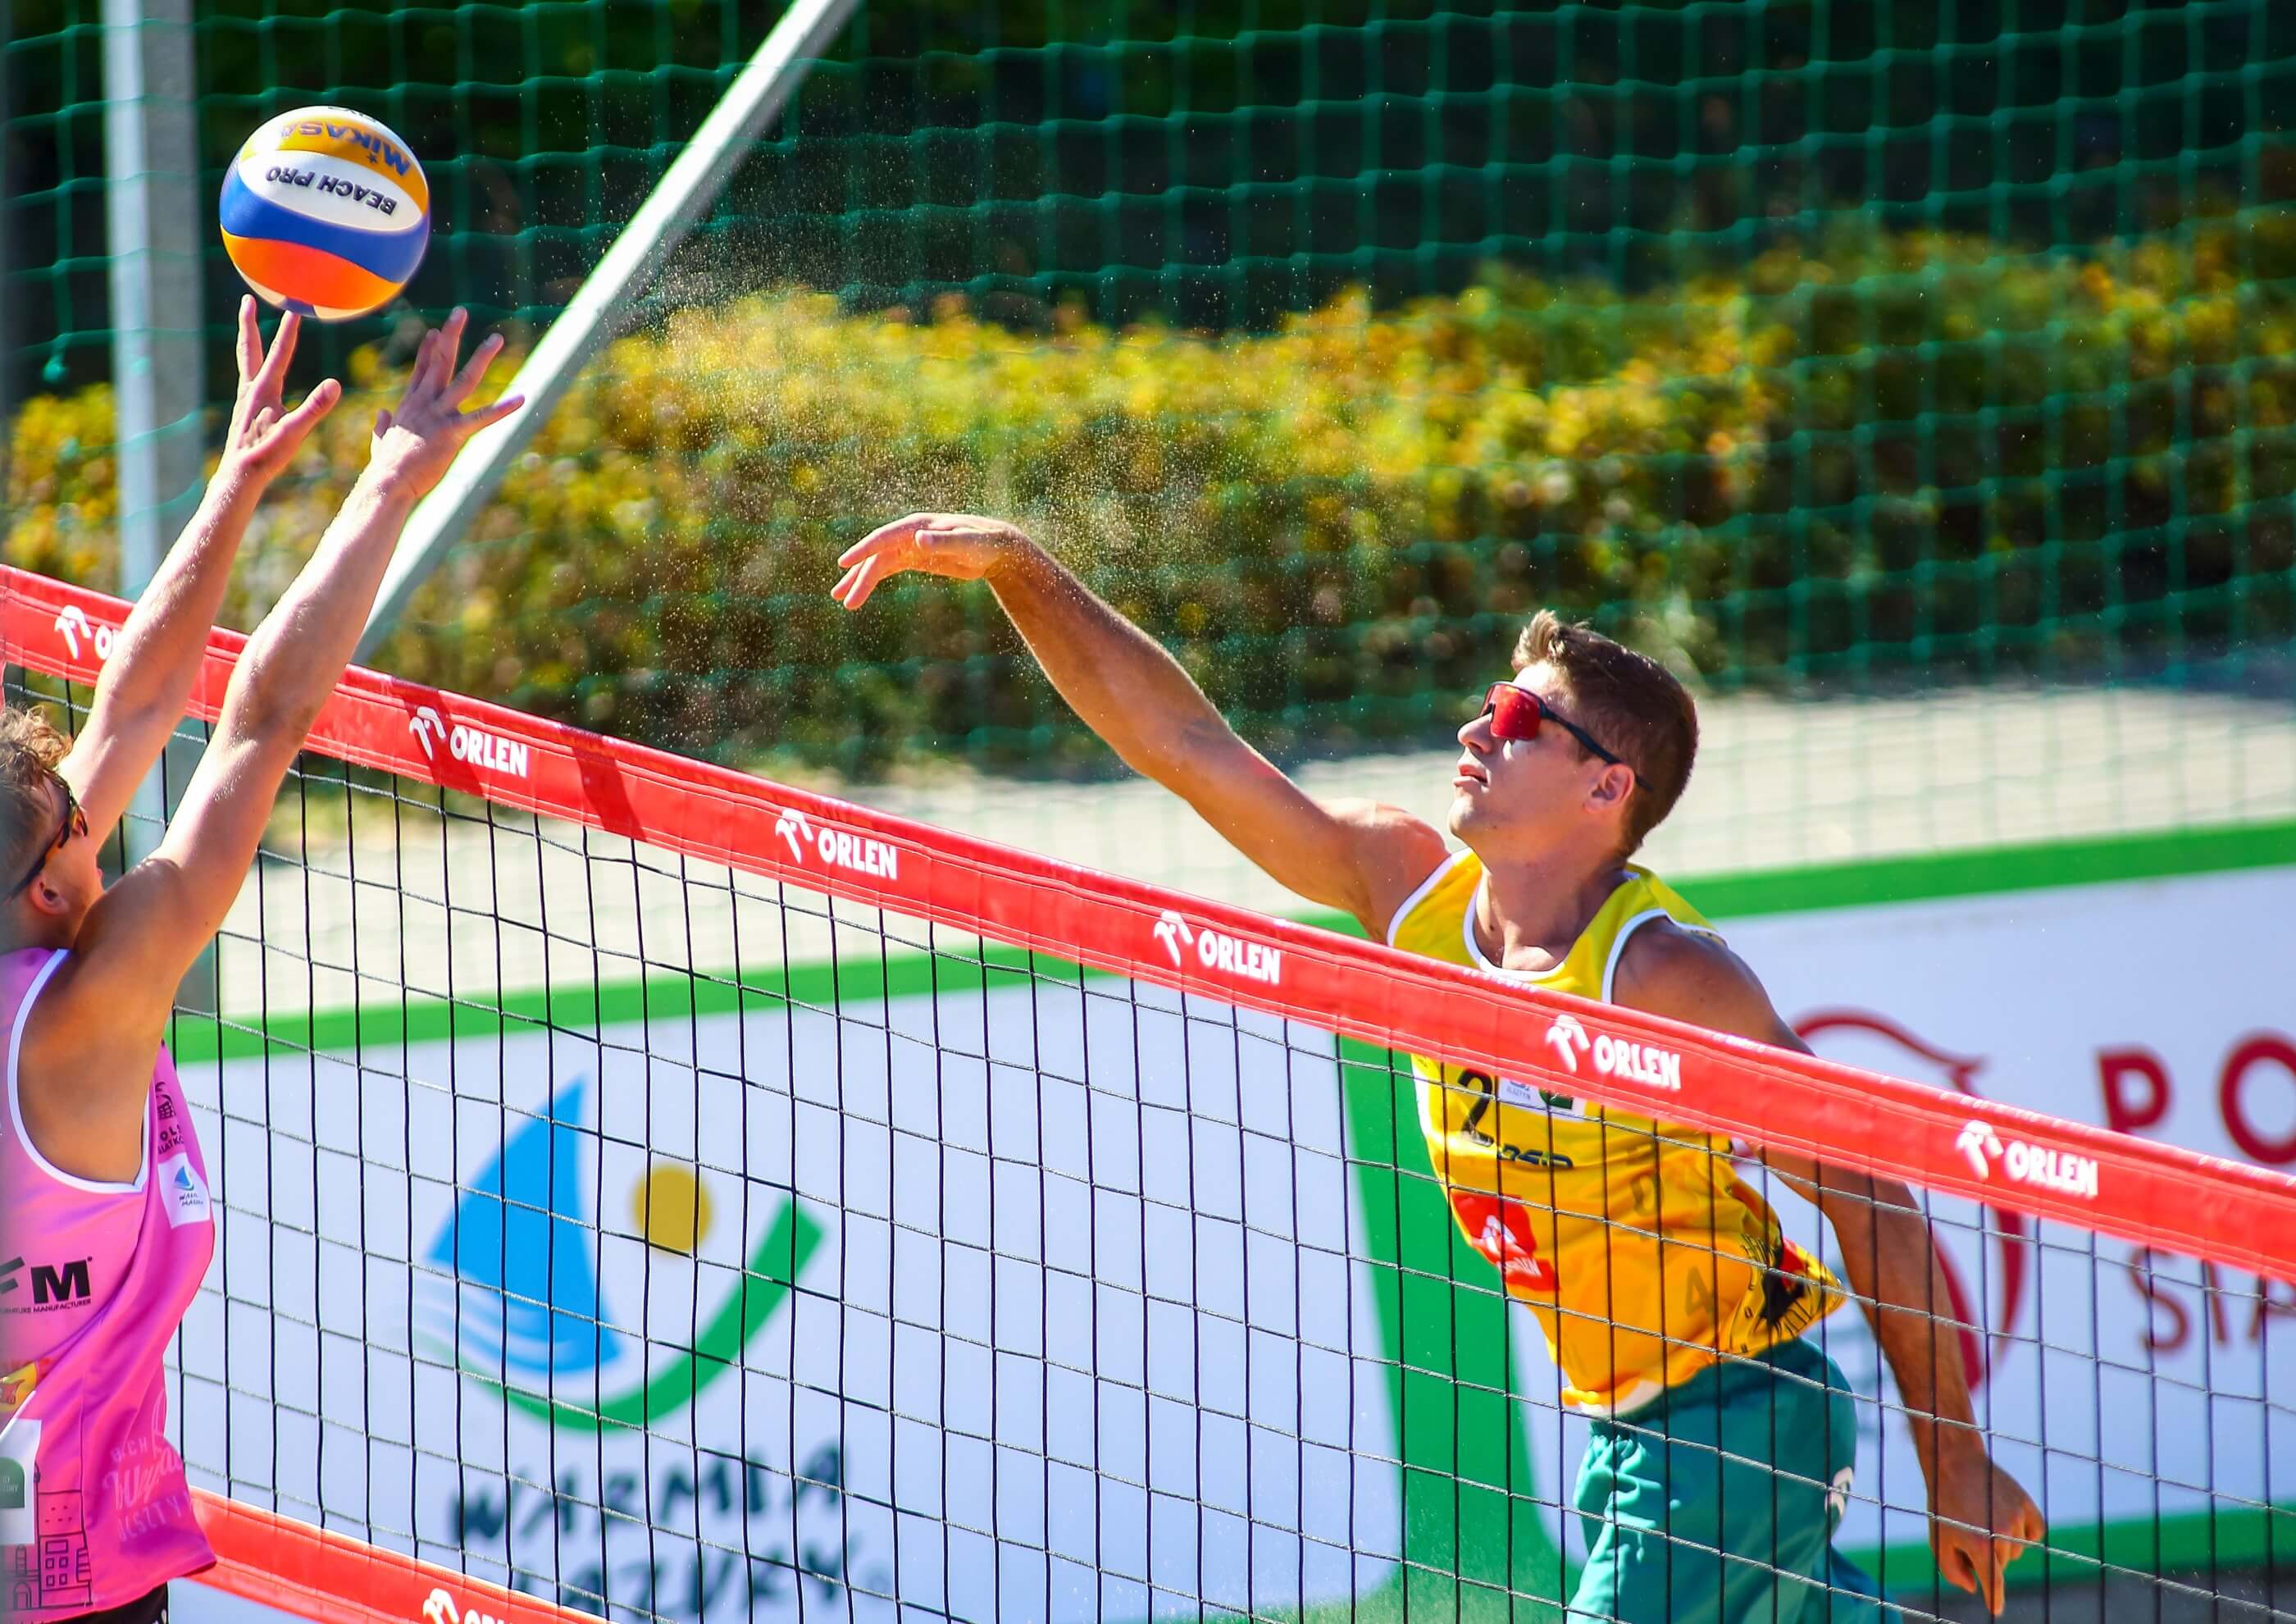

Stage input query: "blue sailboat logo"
[
  {"left": 425, "top": 1075, "right": 622, "bottom": 1380},
  {"left": 417, "top": 1069, "right": 823, "bottom": 1431}
]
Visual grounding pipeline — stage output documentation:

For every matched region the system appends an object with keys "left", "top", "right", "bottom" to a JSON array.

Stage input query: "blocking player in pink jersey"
[{"left": 0, "top": 301, "right": 518, "bottom": 1623}]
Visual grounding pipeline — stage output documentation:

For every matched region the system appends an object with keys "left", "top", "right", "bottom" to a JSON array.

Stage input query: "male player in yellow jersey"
[{"left": 834, "top": 513, "right": 2046, "bottom": 1622}]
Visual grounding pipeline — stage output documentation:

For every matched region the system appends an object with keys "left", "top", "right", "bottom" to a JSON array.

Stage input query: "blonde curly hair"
[{"left": 1, "top": 704, "right": 72, "bottom": 891}]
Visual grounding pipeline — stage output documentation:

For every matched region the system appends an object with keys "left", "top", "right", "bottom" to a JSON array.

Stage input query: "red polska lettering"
[
  {"left": 2220, "top": 1034, "right": 2296, "bottom": 1166},
  {"left": 2098, "top": 1047, "right": 2171, "bottom": 1136}
]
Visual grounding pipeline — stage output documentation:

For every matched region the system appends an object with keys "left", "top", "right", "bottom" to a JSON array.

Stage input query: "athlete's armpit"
[
  {"left": 1167, "top": 747, "right": 1446, "bottom": 933},
  {"left": 1313, "top": 797, "right": 1454, "bottom": 937}
]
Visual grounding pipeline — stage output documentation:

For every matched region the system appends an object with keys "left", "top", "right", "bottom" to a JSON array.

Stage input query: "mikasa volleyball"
[{"left": 219, "top": 107, "right": 430, "bottom": 320}]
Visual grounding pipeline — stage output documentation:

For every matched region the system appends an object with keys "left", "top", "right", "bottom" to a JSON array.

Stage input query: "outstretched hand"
[
  {"left": 832, "top": 512, "right": 1040, "bottom": 611},
  {"left": 1929, "top": 1441, "right": 2045, "bottom": 1614},
  {"left": 364, "top": 308, "right": 524, "bottom": 503},
  {"left": 216, "top": 296, "right": 341, "bottom": 490}
]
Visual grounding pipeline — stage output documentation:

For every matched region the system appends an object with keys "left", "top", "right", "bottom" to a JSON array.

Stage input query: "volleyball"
[{"left": 218, "top": 106, "right": 430, "bottom": 321}]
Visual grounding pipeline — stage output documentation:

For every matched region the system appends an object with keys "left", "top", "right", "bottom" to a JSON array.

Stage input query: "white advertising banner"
[
  {"left": 178, "top": 977, "right": 1400, "bottom": 1622},
  {"left": 172, "top": 858, "right": 2296, "bottom": 1621}
]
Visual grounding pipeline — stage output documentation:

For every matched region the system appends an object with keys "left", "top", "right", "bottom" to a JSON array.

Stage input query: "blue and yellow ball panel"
[
  {"left": 220, "top": 107, "right": 430, "bottom": 322},
  {"left": 247, "top": 110, "right": 431, "bottom": 216}
]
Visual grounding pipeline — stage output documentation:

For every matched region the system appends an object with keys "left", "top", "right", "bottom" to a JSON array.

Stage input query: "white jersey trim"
[
  {"left": 7, "top": 948, "right": 151, "bottom": 1195},
  {"left": 1459, "top": 872, "right": 1575, "bottom": 984},
  {"left": 1600, "top": 908, "right": 1673, "bottom": 1005},
  {"left": 1599, "top": 906, "right": 1727, "bottom": 1004},
  {"left": 1383, "top": 848, "right": 1473, "bottom": 948}
]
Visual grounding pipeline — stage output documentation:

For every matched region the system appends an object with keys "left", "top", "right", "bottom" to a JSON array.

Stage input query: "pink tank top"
[{"left": 1, "top": 947, "right": 216, "bottom": 1617}]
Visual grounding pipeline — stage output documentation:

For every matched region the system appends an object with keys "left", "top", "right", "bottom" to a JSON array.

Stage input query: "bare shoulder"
[
  {"left": 1612, "top": 918, "right": 1802, "bottom": 1048},
  {"left": 18, "top": 949, "right": 166, "bottom": 1182},
  {"left": 19, "top": 862, "right": 180, "bottom": 1099},
  {"left": 1322, "top": 796, "right": 1447, "bottom": 848},
  {"left": 1318, "top": 797, "right": 1452, "bottom": 935},
  {"left": 1614, "top": 917, "right": 1750, "bottom": 999}
]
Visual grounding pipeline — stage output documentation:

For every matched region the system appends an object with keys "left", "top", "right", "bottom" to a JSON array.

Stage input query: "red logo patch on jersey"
[{"left": 1449, "top": 1191, "right": 1560, "bottom": 1294}]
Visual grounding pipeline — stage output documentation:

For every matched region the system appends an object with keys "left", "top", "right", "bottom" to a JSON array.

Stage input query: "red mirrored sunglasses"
[{"left": 1478, "top": 682, "right": 1624, "bottom": 766}]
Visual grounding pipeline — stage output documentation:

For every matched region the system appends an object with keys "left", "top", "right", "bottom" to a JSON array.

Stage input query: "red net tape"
[
  {"left": 194, "top": 1490, "right": 598, "bottom": 1624},
  {"left": 7, "top": 563, "right": 2291, "bottom": 1284}
]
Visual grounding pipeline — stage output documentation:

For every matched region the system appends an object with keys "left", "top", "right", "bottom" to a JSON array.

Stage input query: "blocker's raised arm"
[
  {"left": 21, "top": 312, "right": 522, "bottom": 1179},
  {"left": 59, "top": 299, "right": 340, "bottom": 845}
]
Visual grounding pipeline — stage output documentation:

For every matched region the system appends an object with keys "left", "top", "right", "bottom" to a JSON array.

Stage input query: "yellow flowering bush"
[{"left": 9, "top": 215, "right": 2294, "bottom": 775}]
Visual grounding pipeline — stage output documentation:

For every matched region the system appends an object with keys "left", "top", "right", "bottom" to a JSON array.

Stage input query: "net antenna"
[
  {"left": 101, "top": 0, "right": 204, "bottom": 869},
  {"left": 100, "top": 0, "right": 220, "bottom": 1012},
  {"left": 353, "top": 0, "right": 863, "bottom": 662},
  {"left": 101, "top": 0, "right": 205, "bottom": 609}
]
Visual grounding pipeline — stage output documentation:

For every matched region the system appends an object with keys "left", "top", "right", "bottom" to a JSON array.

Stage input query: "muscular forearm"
[
  {"left": 96, "top": 472, "right": 420, "bottom": 1007},
  {"left": 73, "top": 475, "right": 263, "bottom": 830},
  {"left": 836, "top": 511, "right": 1446, "bottom": 929},
  {"left": 985, "top": 541, "right": 1241, "bottom": 782},
  {"left": 72, "top": 311, "right": 508, "bottom": 1047},
  {"left": 100, "top": 476, "right": 260, "bottom": 707},
  {"left": 226, "top": 472, "right": 416, "bottom": 745},
  {"left": 1828, "top": 1187, "right": 1979, "bottom": 1467}
]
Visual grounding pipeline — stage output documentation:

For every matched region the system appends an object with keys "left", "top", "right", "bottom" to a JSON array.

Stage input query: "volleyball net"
[{"left": 5, "top": 563, "right": 2294, "bottom": 1624}]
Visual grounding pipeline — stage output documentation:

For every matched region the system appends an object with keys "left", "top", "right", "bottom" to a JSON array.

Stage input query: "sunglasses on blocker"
[
  {"left": 1477, "top": 682, "right": 1624, "bottom": 766},
  {"left": 7, "top": 771, "right": 86, "bottom": 899}
]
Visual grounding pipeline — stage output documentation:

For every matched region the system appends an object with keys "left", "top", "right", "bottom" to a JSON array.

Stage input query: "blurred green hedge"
[{"left": 10, "top": 217, "right": 2295, "bottom": 776}]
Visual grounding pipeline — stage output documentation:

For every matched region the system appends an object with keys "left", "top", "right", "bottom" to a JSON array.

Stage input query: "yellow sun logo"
[{"left": 631, "top": 1163, "right": 712, "bottom": 1255}]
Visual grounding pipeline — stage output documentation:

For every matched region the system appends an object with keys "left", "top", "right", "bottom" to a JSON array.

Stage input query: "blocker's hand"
[
  {"left": 1929, "top": 1439, "right": 2045, "bottom": 1614},
  {"left": 364, "top": 308, "right": 523, "bottom": 503},
  {"left": 214, "top": 296, "right": 341, "bottom": 491},
  {"left": 833, "top": 513, "right": 1039, "bottom": 611}
]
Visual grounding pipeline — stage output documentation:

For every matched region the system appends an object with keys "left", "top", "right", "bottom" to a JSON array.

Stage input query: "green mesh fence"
[{"left": 6, "top": 0, "right": 2296, "bottom": 884}]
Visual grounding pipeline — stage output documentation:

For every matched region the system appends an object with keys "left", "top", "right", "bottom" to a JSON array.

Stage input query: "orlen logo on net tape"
[
  {"left": 1544, "top": 1012, "right": 1682, "bottom": 1091},
  {"left": 1956, "top": 1118, "right": 2101, "bottom": 1200},
  {"left": 52, "top": 605, "right": 117, "bottom": 664},
  {"left": 1154, "top": 910, "right": 1282, "bottom": 986},
  {"left": 408, "top": 705, "right": 531, "bottom": 778},
  {"left": 420, "top": 1588, "right": 505, "bottom": 1624},
  {"left": 772, "top": 807, "right": 900, "bottom": 881}
]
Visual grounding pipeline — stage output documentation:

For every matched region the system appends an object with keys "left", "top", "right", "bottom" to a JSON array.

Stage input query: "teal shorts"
[{"left": 1568, "top": 1337, "right": 1900, "bottom": 1624}]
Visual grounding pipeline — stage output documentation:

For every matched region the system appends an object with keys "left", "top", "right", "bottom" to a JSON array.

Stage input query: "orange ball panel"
[{"left": 222, "top": 233, "right": 403, "bottom": 319}]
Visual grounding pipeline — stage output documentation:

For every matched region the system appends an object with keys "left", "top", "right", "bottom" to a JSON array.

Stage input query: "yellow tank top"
[{"left": 1388, "top": 851, "right": 1843, "bottom": 1415}]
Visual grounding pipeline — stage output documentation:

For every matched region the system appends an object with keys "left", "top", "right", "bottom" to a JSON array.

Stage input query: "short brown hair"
[
  {"left": 1511, "top": 610, "right": 1697, "bottom": 856},
  {"left": 0, "top": 705, "right": 71, "bottom": 890}
]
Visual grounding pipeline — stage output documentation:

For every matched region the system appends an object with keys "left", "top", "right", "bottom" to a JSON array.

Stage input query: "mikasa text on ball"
[{"left": 219, "top": 107, "right": 430, "bottom": 321}]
